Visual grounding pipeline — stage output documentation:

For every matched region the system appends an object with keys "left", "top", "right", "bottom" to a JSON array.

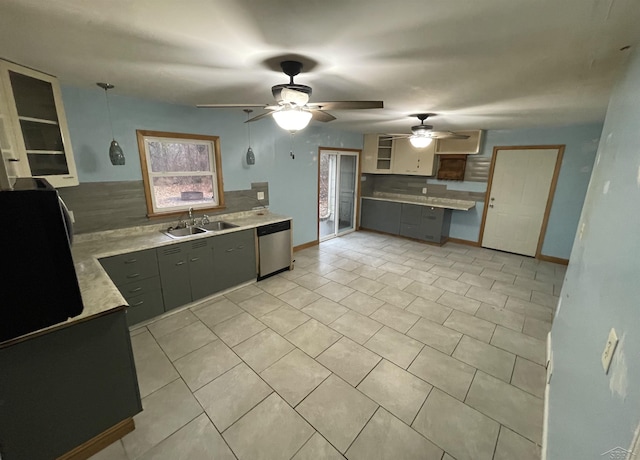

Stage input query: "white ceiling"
[{"left": 1, "top": 0, "right": 639, "bottom": 134}]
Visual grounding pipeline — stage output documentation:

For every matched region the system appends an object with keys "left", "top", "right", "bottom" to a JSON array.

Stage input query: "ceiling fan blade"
[
  {"left": 245, "top": 111, "right": 275, "bottom": 123},
  {"left": 311, "top": 110, "right": 336, "bottom": 122},
  {"left": 429, "top": 131, "right": 470, "bottom": 139},
  {"left": 308, "top": 101, "right": 384, "bottom": 110},
  {"left": 197, "top": 103, "right": 267, "bottom": 108}
]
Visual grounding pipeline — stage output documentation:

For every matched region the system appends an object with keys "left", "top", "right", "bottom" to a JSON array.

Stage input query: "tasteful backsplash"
[
  {"left": 361, "top": 174, "right": 485, "bottom": 202},
  {"left": 58, "top": 181, "right": 269, "bottom": 234}
]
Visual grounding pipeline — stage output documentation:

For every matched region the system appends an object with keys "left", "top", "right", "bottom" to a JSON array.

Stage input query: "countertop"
[
  {"left": 362, "top": 192, "right": 476, "bottom": 211},
  {"left": 17, "top": 210, "right": 292, "bottom": 341}
]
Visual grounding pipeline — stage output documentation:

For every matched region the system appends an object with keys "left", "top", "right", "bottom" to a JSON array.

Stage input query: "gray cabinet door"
[
  {"left": 0, "top": 309, "right": 141, "bottom": 460},
  {"left": 360, "top": 199, "right": 402, "bottom": 234},
  {"left": 157, "top": 243, "right": 192, "bottom": 310},
  {"left": 400, "top": 203, "right": 422, "bottom": 225},
  {"left": 125, "top": 289, "right": 165, "bottom": 326},
  {"left": 213, "top": 230, "right": 257, "bottom": 293},
  {"left": 187, "top": 238, "right": 216, "bottom": 301},
  {"left": 420, "top": 207, "right": 445, "bottom": 242}
]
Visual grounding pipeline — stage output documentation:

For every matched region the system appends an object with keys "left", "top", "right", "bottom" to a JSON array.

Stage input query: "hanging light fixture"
[
  {"left": 97, "top": 82, "right": 125, "bottom": 165},
  {"left": 244, "top": 109, "right": 255, "bottom": 165},
  {"left": 409, "top": 134, "right": 433, "bottom": 148},
  {"left": 272, "top": 105, "right": 312, "bottom": 133}
]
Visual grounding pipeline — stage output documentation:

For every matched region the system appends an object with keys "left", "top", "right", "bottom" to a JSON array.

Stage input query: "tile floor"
[{"left": 92, "top": 231, "right": 563, "bottom": 460}]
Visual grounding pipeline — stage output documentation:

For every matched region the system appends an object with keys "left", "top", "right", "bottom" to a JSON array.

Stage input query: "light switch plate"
[
  {"left": 257, "top": 191, "right": 265, "bottom": 200},
  {"left": 601, "top": 328, "right": 618, "bottom": 374},
  {"left": 422, "top": 187, "right": 427, "bottom": 194}
]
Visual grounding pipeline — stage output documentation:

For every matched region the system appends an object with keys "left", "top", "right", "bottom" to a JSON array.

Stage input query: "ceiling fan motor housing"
[
  {"left": 411, "top": 124, "right": 433, "bottom": 135},
  {"left": 271, "top": 83, "right": 312, "bottom": 102}
]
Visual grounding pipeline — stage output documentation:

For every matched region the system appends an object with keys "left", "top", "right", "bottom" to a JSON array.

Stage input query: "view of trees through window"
[{"left": 146, "top": 139, "right": 216, "bottom": 209}]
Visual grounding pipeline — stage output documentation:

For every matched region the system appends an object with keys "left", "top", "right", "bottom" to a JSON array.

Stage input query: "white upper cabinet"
[
  {"left": 362, "top": 134, "right": 436, "bottom": 176},
  {"left": 391, "top": 138, "right": 436, "bottom": 176},
  {"left": 362, "top": 134, "right": 394, "bottom": 174},
  {"left": 0, "top": 60, "right": 78, "bottom": 187},
  {"left": 435, "top": 130, "right": 483, "bottom": 154}
]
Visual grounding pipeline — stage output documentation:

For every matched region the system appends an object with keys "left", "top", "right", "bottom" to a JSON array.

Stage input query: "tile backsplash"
[
  {"left": 361, "top": 174, "right": 485, "bottom": 202},
  {"left": 58, "top": 181, "right": 269, "bottom": 234}
]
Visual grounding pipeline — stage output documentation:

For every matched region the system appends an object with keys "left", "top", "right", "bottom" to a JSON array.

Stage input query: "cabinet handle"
[
  {"left": 126, "top": 273, "right": 140, "bottom": 279},
  {"left": 176, "top": 261, "right": 185, "bottom": 266},
  {"left": 130, "top": 300, "right": 144, "bottom": 307},
  {"left": 226, "top": 248, "right": 234, "bottom": 252},
  {"left": 8, "top": 158, "right": 20, "bottom": 162},
  {"left": 129, "top": 287, "right": 142, "bottom": 293},
  {"left": 125, "top": 258, "right": 137, "bottom": 264},
  {"left": 190, "top": 257, "right": 199, "bottom": 262},
  {"left": 237, "top": 245, "right": 244, "bottom": 249}
]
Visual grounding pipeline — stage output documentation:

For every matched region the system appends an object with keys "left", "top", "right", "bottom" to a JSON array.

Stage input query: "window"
[{"left": 137, "top": 130, "right": 224, "bottom": 217}]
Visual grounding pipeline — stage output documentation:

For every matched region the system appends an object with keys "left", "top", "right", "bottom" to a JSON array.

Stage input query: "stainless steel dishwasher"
[{"left": 257, "top": 220, "right": 292, "bottom": 280}]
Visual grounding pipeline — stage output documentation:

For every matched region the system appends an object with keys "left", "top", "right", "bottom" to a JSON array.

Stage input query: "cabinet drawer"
[
  {"left": 399, "top": 223, "right": 423, "bottom": 240},
  {"left": 125, "top": 289, "right": 165, "bottom": 326},
  {"left": 118, "top": 276, "right": 162, "bottom": 301},
  {"left": 100, "top": 249, "right": 159, "bottom": 287}
]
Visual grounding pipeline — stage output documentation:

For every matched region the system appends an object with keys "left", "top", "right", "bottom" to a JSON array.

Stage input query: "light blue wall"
[
  {"left": 426, "top": 123, "right": 602, "bottom": 259},
  {"left": 546, "top": 47, "right": 640, "bottom": 459},
  {"left": 61, "top": 85, "right": 363, "bottom": 246}
]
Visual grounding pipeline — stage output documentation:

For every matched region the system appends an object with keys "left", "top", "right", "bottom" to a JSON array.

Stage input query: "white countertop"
[{"left": 363, "top": 192, "right": 476, "bottom": 211}]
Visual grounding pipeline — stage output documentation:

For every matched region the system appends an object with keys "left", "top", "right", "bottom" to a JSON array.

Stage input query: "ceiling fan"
[
  {"left": 197, "top": 60, "right": 383, "bottom": 132},
  {"left": 389, "top": 114, "right": 470, "bottom": 148}
]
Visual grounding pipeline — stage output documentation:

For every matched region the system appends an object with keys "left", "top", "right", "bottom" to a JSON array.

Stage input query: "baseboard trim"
[
  {"left": 538, "top": 254, "right": 569, "bottom": 265},
  {"left": 58, "top": 418, "right": 135, "bottom": 460},
  {"left": 294, "top": 240, "right": 319, "bottom": 251},
  {"left": 446, "top": 237, "right": 481, "bottom": 247}
]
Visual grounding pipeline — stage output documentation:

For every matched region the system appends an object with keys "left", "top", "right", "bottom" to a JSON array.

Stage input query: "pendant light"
[
  {"left": 97, "top": 82, "right": 125, "bottom": 165},
  {"left": 244, "top": 109, "right": 255, "bottom": 165}
]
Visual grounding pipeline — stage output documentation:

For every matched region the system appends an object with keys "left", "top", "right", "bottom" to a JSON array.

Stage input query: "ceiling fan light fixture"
[
  {"left": 409, "top": 135, "right": 433, "bottom": 148},
  {"left": 272, "top": 106, "right": 312, "bottom": 132}
]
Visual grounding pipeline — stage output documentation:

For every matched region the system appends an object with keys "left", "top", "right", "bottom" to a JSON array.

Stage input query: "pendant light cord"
[
  {"left": 246, "top": 111, "right": 251, "bottom": 146},
  {"left": 104, "top": 88, "right": 115, "bottom": 141}
]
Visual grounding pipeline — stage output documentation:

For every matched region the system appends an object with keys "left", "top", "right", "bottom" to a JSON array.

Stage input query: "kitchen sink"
[
  {"left": 162, "top": 226, "right": 208, "bottom": 239},
  {"left": 198, "top": 221, "right": 239, "bottom": 232}
]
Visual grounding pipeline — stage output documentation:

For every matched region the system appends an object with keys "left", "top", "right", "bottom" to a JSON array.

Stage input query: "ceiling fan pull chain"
[{"left": 290, "top": 133, "right": 295, "bottom": 159}]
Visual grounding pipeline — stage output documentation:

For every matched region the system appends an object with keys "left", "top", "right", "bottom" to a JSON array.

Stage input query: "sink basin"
[
  {"left": 198, "top": 221, "right": 239, "bottom": 232},
  {"left": 162, "top": 226, "right": 208, "bottom": 239}
]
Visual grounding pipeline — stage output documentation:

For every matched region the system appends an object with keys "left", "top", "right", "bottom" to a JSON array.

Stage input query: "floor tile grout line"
[{"left": 342, "top": 404, "right": 383, "bottom": 455}]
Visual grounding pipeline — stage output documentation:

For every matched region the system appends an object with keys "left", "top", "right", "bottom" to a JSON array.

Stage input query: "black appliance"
[{"left": 0, "top": 178, "right": 84, "bottom": 342}]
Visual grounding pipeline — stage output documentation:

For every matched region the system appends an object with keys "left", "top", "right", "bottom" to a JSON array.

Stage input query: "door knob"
[
  {"left": 489, "top": 204, "right": 494, "bottom": 208},
  {"left": 490, "top": 197, "right": 495, "bottom": 201}
]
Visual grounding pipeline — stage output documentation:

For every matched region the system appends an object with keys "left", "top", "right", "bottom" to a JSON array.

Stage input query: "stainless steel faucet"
[{"left": 188, "top": 207, "right": 195, "bottom": 226}]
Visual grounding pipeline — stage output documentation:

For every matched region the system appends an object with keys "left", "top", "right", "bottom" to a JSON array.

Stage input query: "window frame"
[{"left": 136, "top": 129, "right": 225, "bottom": 217}]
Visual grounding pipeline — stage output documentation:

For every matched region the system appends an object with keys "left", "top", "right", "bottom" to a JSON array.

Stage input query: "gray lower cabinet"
[
  {"left": 361, "top": 199, "right": 452, "bottom": 244},
  {"left": 0, "top": 308, "right": 141, "bottom": 460},
  {"left": 187, "top": 238, "right": 216, "bottom": 300},
  {"left": 100, "top": 249, "right": 164, "bottom": 326},
  {"left": 212, "top": 229, "right": 257, "bottom": 293},
  {"left": 360, "top": 199, "right": 402, "bottom": 234},
  {"left": 157, "top": 243, "right": 194, "bottom": 310}
]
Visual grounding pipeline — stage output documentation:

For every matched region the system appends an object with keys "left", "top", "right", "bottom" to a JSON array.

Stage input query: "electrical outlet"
[
  {"left": 422, "top": 187, "right": 427, "bottom": 194},
  {"left": 257, "top": 191, "right": 265, "bottom": 200},
  {"left": 601, "top": 328, "right": 619, "bottom": 374}
]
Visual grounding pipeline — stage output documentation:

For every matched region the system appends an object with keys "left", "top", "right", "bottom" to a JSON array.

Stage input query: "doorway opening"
[
  {"left": 318, "top": 149, "right": 360, "bottom": 241},
  {"left": 479, "top": 145, "right": 564, "bottom": 257}
]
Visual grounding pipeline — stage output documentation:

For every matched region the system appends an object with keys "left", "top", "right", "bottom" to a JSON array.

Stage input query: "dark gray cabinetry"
[
  {"left": 187, "top": 238, "right": 216, "bottom": 300},
  {"left": 100, "top": 249, "right": 164, "bottom": 326},
  {"left": 360, "top": 199, "right": 402, "bottom": 234},
  {"left": 157, "top": 243, "right": 193, "bottom": 310},
  {"left": 213, "top": 229, "right": 257, "bottom": 293},
  {"left": 400, "top": 203, "right": 452, "bottom": 243},
  {"left": 0, "top": 309, "right": 141, "bottom": 460}
]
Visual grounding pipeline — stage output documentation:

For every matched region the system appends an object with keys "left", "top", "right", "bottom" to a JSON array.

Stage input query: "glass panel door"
[
  {"left": 319, "top": 150, "right": 358, "bottom": 241},
  {"left": 337, "top": 154, "right": 357, "bottom": 234}
]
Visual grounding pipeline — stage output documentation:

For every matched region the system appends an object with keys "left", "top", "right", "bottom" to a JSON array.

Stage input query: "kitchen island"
[{"left": 0, "top": 209, "right": 291, "bottom": 460}]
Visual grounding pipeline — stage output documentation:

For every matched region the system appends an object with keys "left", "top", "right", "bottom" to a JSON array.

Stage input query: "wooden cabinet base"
[{"left": 57, "top": 418, "right": 135, "bottom": 460}]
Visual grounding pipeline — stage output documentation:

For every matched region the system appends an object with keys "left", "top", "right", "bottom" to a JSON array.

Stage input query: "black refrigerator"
[{"left": 0, "top": 178, "right": 84, "bottom": 342}]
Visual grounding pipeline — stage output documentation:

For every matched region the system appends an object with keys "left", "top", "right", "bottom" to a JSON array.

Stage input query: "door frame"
[
  {"left": 317, "top": 147, "right": 362, "bottom": 241},
  {"left": 478, "top": 144, "right": 565, "bottom": 258}
]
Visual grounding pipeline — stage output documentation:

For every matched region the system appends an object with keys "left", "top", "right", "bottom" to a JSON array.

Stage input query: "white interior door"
[
  {"left": 319, "top": 150, "right": 358, "bottom": 241},
  {"left": 482, "top": 148, "right": 560, "bottom": 256}
]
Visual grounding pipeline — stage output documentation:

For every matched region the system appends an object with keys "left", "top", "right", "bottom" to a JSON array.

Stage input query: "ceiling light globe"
[
  {"left": 272, "top": 108, "right": 312, "bottom": 132},
  {"left": 409, "top": 135, "right": 433, "bottom": 148}
]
